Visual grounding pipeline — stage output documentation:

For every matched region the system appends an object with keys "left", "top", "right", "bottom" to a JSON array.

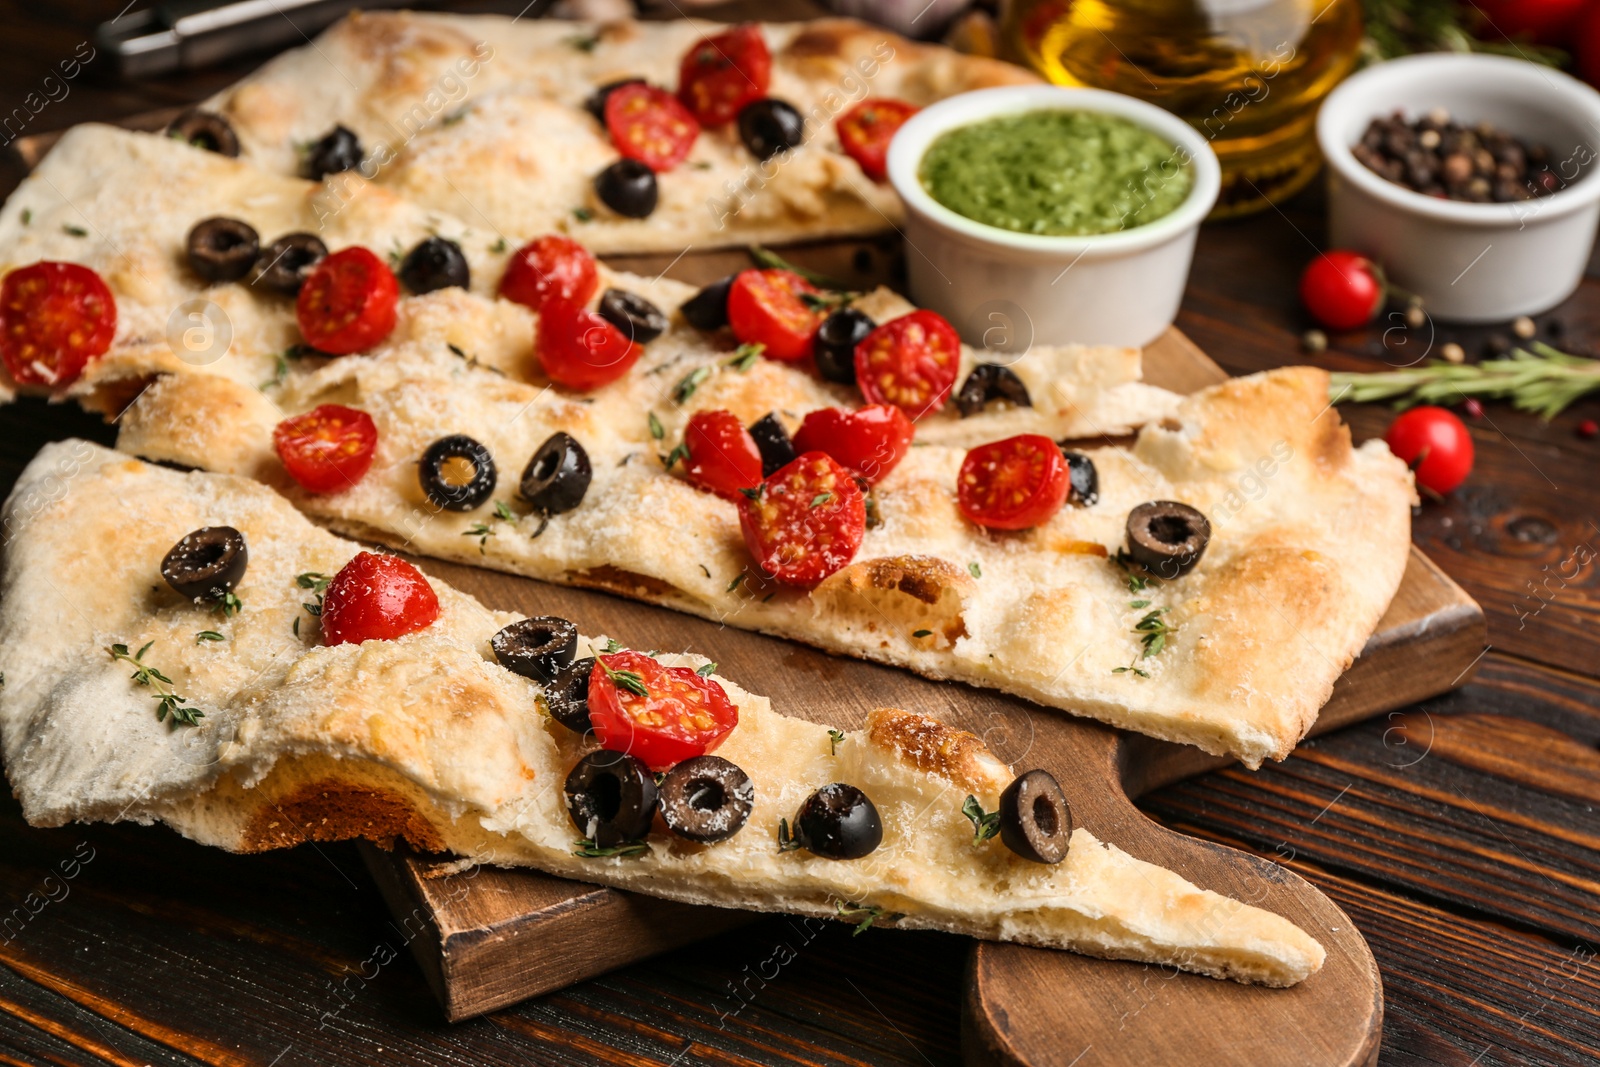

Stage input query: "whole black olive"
[
  {"left": 1059, "top": 449, "right": 1099, "bottom": 507},
  {"left": 491, "top": 616, "right": 578, "bottom": 683},
  {"left": 252, "top": 232, "right": 328, "bottom": 296},
  {"left": 955, "top": 363, "right": 1033, "bottom": 417},
  {"left": 419, "top": 434, "right": 497, "bottom": 512},
  {"left": 186, "top": 217, "right": 260, "bottom": 284},
  {"left": 305, "top": 125, "right": 363, "bottom": 181},
  {"left": 520, "top": 432, "right": 592, "bottom": 515},
  {"left": 813, "top": 308, "right": 875, "bottom": 385},
  {"left": 1125, "top": 501, "right": 1211, "bottom": 579},
  {"left": 546, "top": 656, "right": 596, "bottom": 732},
  {"left": 792, "top": 783, "right": 882, "bottom": 860},
  {"left": 167, "top": 109, "right": 240, "bottom": 157},
  {"left": 658, "top": 756, "right": 754, "bottom": 843},
  {"left": 997, "top": 769, "right": 1073, "bottom": 864},
  {"left": 398, "top": 236, "right": 470, "bottom": 294},
  {"left": 680, "top": 275, "right": 734, "bottom": 331},
  {"left": 595, "top": 159, "right": 658, "bottom": 219},
  {"left": 748, "top": 413, "right": 797, "bottom": 477},
  {"left": 161, "top": 526, "right": 249, "bottom": 604},
  {"left": 565, "top": 750, "right": 658, "bottom": 848},
  {"left": 584, "top": 78, "right": 646, "bottom": 122},
  {"left": 738, "top": 98, "right": 806, "bottom": 162},
  {"left": 597, "top": 288, "right": 668, "bottom": 345}
]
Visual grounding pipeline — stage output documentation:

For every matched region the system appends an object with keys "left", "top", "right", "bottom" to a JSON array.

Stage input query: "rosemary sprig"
[
  {"left": 962, "top": 795, "right": 1002, "bottom": 847},
  {"left": 748, "top": 245, "right": 852, "bottom": 290},
  {"left": 108, "top": 642, "right": 202, "bottom": 726},
  {"left": 827, "top": 728, "right": 846, "bottom": 755},
  {"left": 1330, "top": 343, "right": 1600, "bottom": 420},
  {"left": 572, "top": 837, "right": 648, "bottom": 858}
]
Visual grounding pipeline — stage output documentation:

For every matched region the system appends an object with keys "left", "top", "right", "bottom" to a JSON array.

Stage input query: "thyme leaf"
[
  {"left": 108, "top": 642, "right": 202, "bottom": 726},
  {"left": 962, "top": 795, "right": 1002, "bottom": 847}
]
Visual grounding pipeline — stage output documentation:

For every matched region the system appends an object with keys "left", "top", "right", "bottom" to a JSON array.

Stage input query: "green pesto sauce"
[{"left": 918, "top": 109, "right": 1193, "bottom": 237}]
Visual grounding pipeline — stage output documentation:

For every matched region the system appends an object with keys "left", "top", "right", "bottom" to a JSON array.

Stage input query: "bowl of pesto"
[{"left": 887, "top": 86, "right": 1220, "bottom": 348}]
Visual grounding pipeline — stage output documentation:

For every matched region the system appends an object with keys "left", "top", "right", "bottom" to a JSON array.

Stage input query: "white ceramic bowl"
[
  {"left": 885, "top": 86, "right": 1221, "bottom": 349},
  {"left": 1318, "top": 53, "right": 1600, "bottom": 323}
]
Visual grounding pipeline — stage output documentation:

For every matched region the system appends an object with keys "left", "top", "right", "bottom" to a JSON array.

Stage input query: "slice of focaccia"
[{"left": 0, "top": 441, "right": 1323, "bottom": 987}]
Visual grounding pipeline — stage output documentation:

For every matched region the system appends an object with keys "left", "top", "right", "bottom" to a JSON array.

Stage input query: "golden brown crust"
[
  {"left": 813, "top": 555, "right": 974, "bottom": 647},
  {"left": 865, "top": 707, "right": 1011, "bottom": 796},
  {"left": 240, "top": 779, "right": 448, "bottom": 853}
]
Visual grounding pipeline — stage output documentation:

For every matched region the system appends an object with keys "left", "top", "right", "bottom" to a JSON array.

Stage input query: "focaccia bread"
[
  {"left": 201, "top": 13, "right": 1037, "bottom": 252},
  {"left": 0, "top": 441, "right": 1324, "bottom": 987}
]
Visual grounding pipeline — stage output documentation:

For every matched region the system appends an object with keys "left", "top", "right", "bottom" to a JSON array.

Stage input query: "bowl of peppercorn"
[{"left": 1317, "top": 52, "right": 1600, "bottom": 323}]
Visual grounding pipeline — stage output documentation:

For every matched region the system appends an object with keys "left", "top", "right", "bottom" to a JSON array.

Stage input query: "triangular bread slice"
[{"left": 0, "top": 441, "right": 1323, "bottom": 986}]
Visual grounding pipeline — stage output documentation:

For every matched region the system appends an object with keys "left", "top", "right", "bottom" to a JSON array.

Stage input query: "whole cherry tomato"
[
  {"left": 957, "top": 434, "right": 1071, "bottom": 530},
  {"left": 836, "top": 99, "right": 918, "bottom": 183},
  {"left": 726, "top": 269, "right": 824, "bottom": 361},
  {"left": 854, "top": 309, "right": 962, "bottom": 419},
  {"left": 273, "top": 404, "right": 378, "bottom": 494},
  {"left": 587, "top": 650, "right": 739, "bottom": 770},
  {"left": 740, "top": 452, "right": 866, "bottom": 585},
  {"left": 792, "top": 404, "right": 914, "bottom": 485},
  {"left": 677, "top": 24, "right": 772, "bottom": 127},
  {"left": 536, "top": 301, "right": 643, "bottom": 390},
  {"left": 605, "top": 82, "right": 699, "bottom": 172},
  {"left": 499, "top": 235, "right": 598, "bottom": 314},
  {"left": 683, "top": 409, "right": 764, "bottom": 501},
  {"left": 1385, "top": 405, "right": 1474, "bottom": 495},
  {"left": 320, "top": 551, "right": 440, "bottom": 645},
  {"left": 0, "top": 261, "right": 117, "bottom": 387},
  {"left": 296, "top": 246, "right": 399, "bottom": 355},
  {"left": 1299, "top": 251, "right": 1385, "bottom": 332}
]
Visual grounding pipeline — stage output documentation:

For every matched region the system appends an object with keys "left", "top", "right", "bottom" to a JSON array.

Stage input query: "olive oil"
[{"left": 1000, "top": 0, "right": 1363, "bottom": 216}]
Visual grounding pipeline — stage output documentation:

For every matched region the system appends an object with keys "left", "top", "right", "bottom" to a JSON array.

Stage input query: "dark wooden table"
[{"left": 1, "top": 4, "right": 1597, "bottom": 1065}]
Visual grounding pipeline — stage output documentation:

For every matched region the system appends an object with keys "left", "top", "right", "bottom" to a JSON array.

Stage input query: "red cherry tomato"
[
  {"left": 587, "top": 650, "right": 739, "bottom": 771},
  {"left": 296, "top": 246, "right": 399, "bottom": 355},
  {"left": 683, "top": 409, "right": 764, "bottom": 501},
  {"left": 272, "top": 404, "right": 378, "bottom": 494},
  {"left": 792, "top": 403, "right": 914, "bottom": 485},
  {"left": 726, "top": 269, "right": 825, "bottom": 361},
  {"left": 677, "top": 24, "right": 772, "bottom": 127},
  {"left": 836, "top": 98, "right": 918, "bottom": 183},
  {"left": 536, "top": 301, "right": 643, "bottom": 390},
  {"left": 499, "top": 235, "right": 598, "bottom": 314},
  {"left": 1385, "top": 405, "right": 1474, "bottom": 495},
  {"left": 957, "top": 434, "right": 1071, "bottom": 530},
  {"left": 1299, "top": 251, "right": 1384, "bottom": 332},
  {"left": 320, "top": 551, "right": 440, "bottom": 646},
  {"left": 605, "top": 82, "right": 699, "bottom": 172},
  {"left": 0, "top": 261, "right": 117, "bottom": 387},
  {"left": 740, "top": 452, "right": 865, "bottom": 586},
  {"left": 1476, "top": 0, "right": 1588, "bottom": 45},
  {"left": 854, "top": 310, "right": 962, "bottom": 419}
]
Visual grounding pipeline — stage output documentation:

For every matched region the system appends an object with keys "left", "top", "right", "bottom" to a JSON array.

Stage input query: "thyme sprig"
[
  {"left": 961, "top": 795, "right": 1002, "bottom": 847},
  {"left": 1330, "top": 343, "right": 1600, "bottom": 420},
  {"left": 108, "top": 642, "right": 202, "bottom": 726},
  {"left": 827, "top": 728, "right": 846, "bottom": 755},
  {"left": 1113, "top": 606, "right": 1174, "bottom": 678},
  {"left": 834, "top": 900, "right": 900, "bottom": 936}
]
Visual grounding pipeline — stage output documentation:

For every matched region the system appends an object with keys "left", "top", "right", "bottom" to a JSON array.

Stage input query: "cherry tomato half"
[
  {"left": 273, "top": 404, "right": 379, "bottom": 494},
  {"left": 1299, "top": 251, "right": 1384, "bottom": 332},
  {"left": 499, "top": 235, "right": 598, "bottom": 315},
  {"left": 0, "top": 261, "right": 117, "bottom": 387},
  {"left": 296, "top": 246, "right": 399, "bottom": 355},
  {"left": 677, "top": 24, "right": 772, "bottom": 127},
  {"left": 836, "top": 99, "right": 918, "bottom": 183},
  {"left": 1385, "top": 405, "right": 1474, "bottom": 495},
  {"left": 606, "top": 82, "right": 699, "bottom": 172},
  {"left": 854, "top": 309, "right": 961, "bottom": 419},
  {"left": 957, "top": 434, "right": 1070, "bottom": 530},
  {"left": 587, "top": 650, "right": 739, "bottom": 770},
  {"left": 792, "top": 403, "right": 913, "bottom": 485},
  {"left": 536, "top": 301, "right": 643, "bottom": 390},
  {"left": 726, "top": 269, "right": 823, "bottom": 361},
  {"left": 320, "top": 551, "right": 440, "bottom": 646},
  {"left": 683, "top": 409, "right": 764, "bottom": 501},
  {"left": 740, "top": 451, "right": 866, "bottom": 586}
]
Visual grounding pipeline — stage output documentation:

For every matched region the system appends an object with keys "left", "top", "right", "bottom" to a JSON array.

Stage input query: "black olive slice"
[
  {"left": 167, "top": 109, "right": 240, "bottom": 157},
  {"left": 595, "top": 159, "right": 658, "bottom": 219},
  {"left": 813, "top": 308, "right": 874, "bottom": 385},
  {"left": 161, "top": 526, "right": 249, "bottom": 603},
  {"left": 492, "top": 616, "right": 578, "bottom": 683},
  {"left": 1126, "top": 500, "right": 1211, "bottom": 579},
  {"left": 680, "top": 275, "right": 735, "bottom": 331},
  {"left": 398, "top": 236, "right": 470, "bottom": 294},
  {"left": 546, "top": 656, "right": 597, "bottom": 732},
  {"left": 252, "top": 232, "right": 328, "bottom": 296},
  {"left": 659, "top": 756, "right": 755, "bottom": 843},
  {"left": 564, "top": 750, "right": 658, "bottom": 847},
  {"left": 520, "top": 432, "right": 592, "bottom": 515},
  {"left": 793, "top": 782, "right": 882, "bottom": 860},
  {"left": 1059, "top": 449, "right": 1099, "bottom": 507},
  {"left": 748, "top": 413, "right": 798, "bottom": 477},
  {"left": 597, "top": 288, "right": 668, "bottom": 345},
  {"left": 955, "top": 363, "right": 1033, "bottom": 417},
  {"left": 419, "top": 434, "right": 497, "bottom": 512},
  {"left": 186, "top": 217, "right": 260, "bottom": 284},
  {"left": 738, "top": 98, "right": 806, "bottom": 162},
  {"left": 997, "top": 769, "right": 1073, "bottom": 864},
  {"left": 585, "top": 77, "right": 646, "bottom": 122},
  {"left": 305, "top": 125, "right": 363, "bottom": 181}
]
